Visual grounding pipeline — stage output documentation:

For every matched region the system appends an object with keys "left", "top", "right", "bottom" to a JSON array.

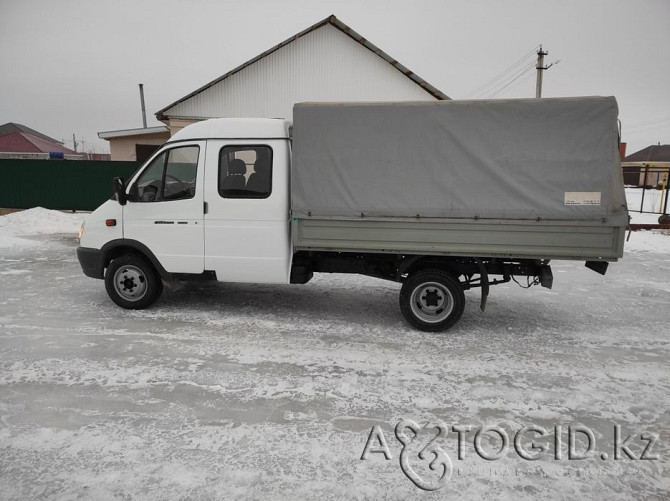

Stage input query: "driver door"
[{"left": 123, "top": 142, "right": 205, "bottom": 274}]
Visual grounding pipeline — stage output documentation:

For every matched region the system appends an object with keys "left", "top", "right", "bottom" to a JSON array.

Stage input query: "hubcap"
[
  {"left": 113, "top": 265, "right": 148, "bottom": 301},
  {"left": 410, "top": 281, "right": 454, "bottom": 323}
]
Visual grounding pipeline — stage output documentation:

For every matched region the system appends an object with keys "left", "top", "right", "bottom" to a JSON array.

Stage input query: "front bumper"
[{"left": 77, "top": 246, "right": 105, "bottom": 279}]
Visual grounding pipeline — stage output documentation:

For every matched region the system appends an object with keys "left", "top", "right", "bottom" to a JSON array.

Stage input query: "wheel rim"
[
  {"left": 113, "top": 265, "right": 148, "bottom": 301},
  {"left": 410, "top": 281, "right": 454, "bottom": 324}
]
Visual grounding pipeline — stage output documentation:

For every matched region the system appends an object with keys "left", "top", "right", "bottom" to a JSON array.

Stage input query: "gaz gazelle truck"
[{"left": 77, "top": 97, "right": 628, "bottom": 331}]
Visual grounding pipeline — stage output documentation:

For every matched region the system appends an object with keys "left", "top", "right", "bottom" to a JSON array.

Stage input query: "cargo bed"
[{"left": 292, "top": 217, "right": 624, "bottom": 261}]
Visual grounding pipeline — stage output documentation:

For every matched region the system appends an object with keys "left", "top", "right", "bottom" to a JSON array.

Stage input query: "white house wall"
[{"left": 164, "top": 24, "right": 436, "bottom": 120}]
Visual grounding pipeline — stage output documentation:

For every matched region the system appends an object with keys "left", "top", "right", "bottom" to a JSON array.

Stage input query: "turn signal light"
[{"left": 105, "top": 219, "right": 117, "bottom": 227}]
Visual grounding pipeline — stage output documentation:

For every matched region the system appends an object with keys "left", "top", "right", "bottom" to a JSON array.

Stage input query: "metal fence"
[
  {"left": 0, "top": 159, "right": 139, "bottom": 211},
  {"left": 622, "top": 163, "right": 669, "bottom": 216}
]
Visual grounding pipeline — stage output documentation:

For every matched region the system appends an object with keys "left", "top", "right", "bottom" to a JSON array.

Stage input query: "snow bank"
[{"left": 0, "top": 207, "right": 85, "bottom": 248}]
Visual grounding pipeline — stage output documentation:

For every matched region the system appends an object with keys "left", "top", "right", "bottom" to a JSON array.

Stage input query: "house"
[
  {"left": 98, "top": 126, "right": 170, "bottom": 162},
  {"left": 622, "top": 144, "right": 670, "bottom": 187},
  {"left": 101, "top": 15, "right": 448, "bottom": 161},
  {"left": 0, "top": 123, "right": 82, "bottom": 160},
  {"left": 100, "top": 15, "right": 448, "bottom": 161},
  {"left": 156, "top": 14, "right": 449, "bottom": 135}
]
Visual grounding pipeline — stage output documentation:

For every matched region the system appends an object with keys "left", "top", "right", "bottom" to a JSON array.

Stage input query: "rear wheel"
[
  {"left": 399, "top": 269, "right": 465, "bottom": 332},
  {"left": 105, "top": 254, "right": 163, "bottom": 309}
]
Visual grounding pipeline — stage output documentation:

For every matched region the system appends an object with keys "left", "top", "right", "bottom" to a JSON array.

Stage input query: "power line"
[
  {"left": 466, "top": 46, "right": 539, "bottom": 98},
  {"left": 489, "top": 63, "right": 537, "bottom": 98},
  {"left": 465, "top": 45, "right": 540, "bottom": 99},
  {"left": 487, "top": 61, "right": 536, "bottom": 97}
]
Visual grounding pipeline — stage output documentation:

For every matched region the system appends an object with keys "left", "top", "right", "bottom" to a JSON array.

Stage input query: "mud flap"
[
  {"left": 474, "top": 258, "right": 489, "bottom": 312},
  {"left": 540, "top": 265, "right": 553, "bottom": 289},
  {"left": 585, "top": 261, "right": 609, "bottom": 276}
]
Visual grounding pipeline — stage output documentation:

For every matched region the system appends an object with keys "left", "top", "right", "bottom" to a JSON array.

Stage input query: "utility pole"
[
  {"left": 72, "top": 133, "right": 78, "bottom": 152},
  {"left": 535, "top": 46, "right": 549, "bottom": 98}
]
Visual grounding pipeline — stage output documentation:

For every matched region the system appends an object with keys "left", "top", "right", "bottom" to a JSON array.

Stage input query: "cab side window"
[
  {"left": 131, "top": 146, "right": 199, "bottom": 202},
  {"left": 218, "top": 145, "right": 272, "bottom": 199}
]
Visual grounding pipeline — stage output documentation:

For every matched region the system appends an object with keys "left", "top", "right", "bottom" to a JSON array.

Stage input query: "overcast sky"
[{"left": 1, "top": 0, "right": 668, "bottom": 155}]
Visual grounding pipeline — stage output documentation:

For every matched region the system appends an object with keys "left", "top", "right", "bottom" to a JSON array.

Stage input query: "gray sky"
[{"left": 1, "top": 0, "right": 668, "bottom": 155}]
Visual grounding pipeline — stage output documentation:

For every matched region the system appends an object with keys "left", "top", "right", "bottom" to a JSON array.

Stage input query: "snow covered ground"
[{"left": 0, "top": 208, "right": 668, "bottom": 500}]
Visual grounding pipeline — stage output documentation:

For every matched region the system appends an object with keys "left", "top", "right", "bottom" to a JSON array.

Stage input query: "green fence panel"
[{"left": 0, "top": 159, "right": 140, "bottom": 211}]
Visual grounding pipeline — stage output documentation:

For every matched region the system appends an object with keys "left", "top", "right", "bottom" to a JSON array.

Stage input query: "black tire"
[
  {"left": 105, "top": 254, "right": 163, "bottom": 309},
  {"left": 399, "top": 268, "right": 465, "bottom": 332}
]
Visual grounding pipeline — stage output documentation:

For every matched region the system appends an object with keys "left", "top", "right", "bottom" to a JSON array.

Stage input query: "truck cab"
[{"left": 78, "top": 118, "right": 293, "bottom": 307}]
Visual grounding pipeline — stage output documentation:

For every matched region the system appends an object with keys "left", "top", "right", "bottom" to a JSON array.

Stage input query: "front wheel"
[
  {"left": 105, "top": 254, "right": 163, "bottom": 309},
  {"left": 399, "top": 269, "right": 465, "bottom": 332}
]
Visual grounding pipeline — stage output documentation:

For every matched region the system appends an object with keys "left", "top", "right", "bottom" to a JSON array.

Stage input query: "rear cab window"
[{"left": 218, "top": 145, "right": 273, "bottom": 199}]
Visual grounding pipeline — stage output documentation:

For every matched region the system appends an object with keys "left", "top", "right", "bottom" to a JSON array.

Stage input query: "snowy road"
[{"left": 0, "top": 209, "right": 669, "bottom": 499}]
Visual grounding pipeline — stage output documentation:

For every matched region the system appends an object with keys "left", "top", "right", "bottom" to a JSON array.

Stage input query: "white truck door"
[
  {"left": 203, "top": 139, "right": 291, "bottom": 284},
  {"left": 123, "top": 142, "right": 205, "bottom": 274}
]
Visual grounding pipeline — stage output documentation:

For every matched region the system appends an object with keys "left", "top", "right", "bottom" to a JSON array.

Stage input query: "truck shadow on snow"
[
  {"left": 157, "top": 277, "right": 403, "bottom": 329},
  {"left": 148, "top": 277, "right": 578, "bottom": 335}
]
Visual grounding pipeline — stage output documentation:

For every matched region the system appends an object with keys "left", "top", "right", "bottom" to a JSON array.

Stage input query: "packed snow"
[
  {"left": 0, "top": 207, "right": 668, "bottom": 499},
  {"left": 0, "top": 207, "right": 83, "bottom": 249}
]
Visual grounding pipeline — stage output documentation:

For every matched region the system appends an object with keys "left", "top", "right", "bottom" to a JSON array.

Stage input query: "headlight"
[{"left": 78, "top": 222, "right": 85, "bottom": 241}]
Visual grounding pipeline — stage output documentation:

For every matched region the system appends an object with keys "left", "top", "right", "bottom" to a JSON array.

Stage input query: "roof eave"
[{"left": 98, "top": 126, "right": 170, "bottom": 140}]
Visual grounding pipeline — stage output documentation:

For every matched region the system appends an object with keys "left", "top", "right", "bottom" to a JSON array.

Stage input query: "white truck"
[{"left": 77, "top": 97, "right": 628, "bottom": 331}]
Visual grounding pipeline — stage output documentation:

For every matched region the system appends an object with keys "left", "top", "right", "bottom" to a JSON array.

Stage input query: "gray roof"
[
  {"left": 156, "top": 15, "right": 449, "bottom": 121},
  {"left": 625, "top": 144, "right": 670, "bottom": 162}
]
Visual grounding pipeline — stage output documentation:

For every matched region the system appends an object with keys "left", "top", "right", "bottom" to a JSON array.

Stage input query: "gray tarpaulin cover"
[{"left": 291, "top": 97, "right": 628, "bottom": 225}]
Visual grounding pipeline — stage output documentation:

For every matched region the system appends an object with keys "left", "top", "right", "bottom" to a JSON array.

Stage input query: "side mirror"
[{"left": 113, "top": 177, "right": 127, "bottom": 206}]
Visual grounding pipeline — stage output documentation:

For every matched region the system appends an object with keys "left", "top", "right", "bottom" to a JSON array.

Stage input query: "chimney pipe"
[{"left": 139, "top": 83, "right": 147, "bottom": 128}]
